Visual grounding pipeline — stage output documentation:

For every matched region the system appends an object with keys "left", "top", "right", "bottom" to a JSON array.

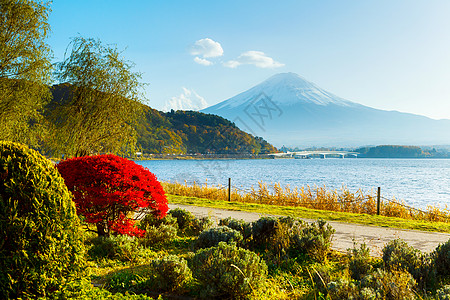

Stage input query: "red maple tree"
[{"left": 57, "top": 154, "right": 168, "bottom": 237}]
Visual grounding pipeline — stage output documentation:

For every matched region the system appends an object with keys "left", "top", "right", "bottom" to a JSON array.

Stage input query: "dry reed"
[{"left": 162, "top": 180, "right": 450, "bottom": 223}]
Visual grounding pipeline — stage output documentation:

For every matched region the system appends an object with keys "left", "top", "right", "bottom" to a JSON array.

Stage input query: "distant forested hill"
[
  {"left": 136, "top": 107, "right": 276, "bottom": 154},
  {"left": 50, "top": 84, "right": 276, "bottom": 155},
  {"left": 354, "top": 145, "right": 450, "bottom": 158}
]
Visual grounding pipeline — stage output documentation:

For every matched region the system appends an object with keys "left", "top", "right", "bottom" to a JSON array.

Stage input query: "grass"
[{"left": 168, "top": 194, "right": 450, "bottom": 233}]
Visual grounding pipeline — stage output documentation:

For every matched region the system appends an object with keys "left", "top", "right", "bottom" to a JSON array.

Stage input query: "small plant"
[
  {"left": 291, "top": 219, "right": 335, "bottom": 261},
  {"left": 138, "top": 213, "right": 178, "bottom": 230},
  {"left": 327, "top": 269, "right": 416, "bottom": 300},
  {"left": 250, "top": 216, "right": 278, "bottom": 249},
  {"left": 362, "top": 268, "right": 417, "bottom": 300},
  {"left": 88, "top": 235, "right": 144, "bottom": 263},
  {"left": 169, "top": 208, "right": 213, "bottom": 236},
  {"left": 107, "top": 271, "right": 143, "bottom": 294},
  {"left": 311, "top": 265, "right": 332, "bottom": 296},
  {"left": 149, "top": 255, "right": 192, "bottom": 292},
  {"left": 219, "top": 217, "right": 253, "bottom": 241},
  {"left": 432, "top": 238, "right": 450, "bottom": 276},
  {"left": 436, "top": 285, "right": 450, "bottom": 300},
  {"left": 190, "top": 242, "right": 268, "bottom": 299},
  {"left": 347, "top": 241, "right": 373, "bottom": 280},
  {"left": 52, "top": 277, "right": 154, "bottom": 299},
  {"left": 193, "top": 216, "right": 215, "bottom": 234},
  {"left": 140, "top": 224, "right": 178, "bottom": 248},
  {"left": 194, "top": 226, "right": 243, "bottom": 249},
  {"left": 382, "top": 238, "right": 435, "bottom": 289}
]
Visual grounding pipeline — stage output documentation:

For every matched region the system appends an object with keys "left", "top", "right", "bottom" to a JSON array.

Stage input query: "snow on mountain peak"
[{"left": 213, "top": 72, "right": 357, "bottom": 110}]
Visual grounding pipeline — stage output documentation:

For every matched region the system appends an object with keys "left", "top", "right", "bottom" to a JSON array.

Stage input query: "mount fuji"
[{"left": 201, "top": 73, "right": 450, "bottom": 147}]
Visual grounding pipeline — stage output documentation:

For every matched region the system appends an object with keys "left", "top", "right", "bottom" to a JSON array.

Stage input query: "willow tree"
[
  {"left": 0, "top": 0, "right": 52, "bottom": 145},
  {"left": 50, "top": 37, "right": 145, "bottom": 157}
]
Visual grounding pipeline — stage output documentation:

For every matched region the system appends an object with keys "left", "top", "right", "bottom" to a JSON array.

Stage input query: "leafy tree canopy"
[
  {"left": 48, "top": 37, "right": 145, "bottom": 157},
  {"left": 57, "top": 154, "right": 168, "bottom": 237},
  {"left": 0, "top": 0, "right": 52, "bottom": 145}
]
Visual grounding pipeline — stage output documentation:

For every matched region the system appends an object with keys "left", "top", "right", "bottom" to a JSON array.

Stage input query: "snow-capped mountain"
[{"left": 201, "top": 73, "right": 450, "bottom": 147}]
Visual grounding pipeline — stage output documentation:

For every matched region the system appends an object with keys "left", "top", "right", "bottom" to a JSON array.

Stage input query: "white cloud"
[
  {"left": 224, "top": 51, "right": 284, "bottom": 68},
  {"left": 194, "top": 56, "right": 213, "bottom": 66},
  {"left": 190, "top": 38, "right": 224, "bottom": 58},
  {"left": 163, "top": 87, "right": 208, "bottom": 112}
]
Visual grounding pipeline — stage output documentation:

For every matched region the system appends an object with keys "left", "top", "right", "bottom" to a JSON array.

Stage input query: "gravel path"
[{"left": 169, "top": 204, "right": 450, "bottom": 256}]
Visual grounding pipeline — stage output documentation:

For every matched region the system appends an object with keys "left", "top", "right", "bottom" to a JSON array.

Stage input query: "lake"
[{"left": 135, "top": 158, "right": 450, "bottom": 209}]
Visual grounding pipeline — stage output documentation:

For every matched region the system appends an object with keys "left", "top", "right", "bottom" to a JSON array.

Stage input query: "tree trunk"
[{"left": 96, "top": 220, "right": 109, "bottom": 237}]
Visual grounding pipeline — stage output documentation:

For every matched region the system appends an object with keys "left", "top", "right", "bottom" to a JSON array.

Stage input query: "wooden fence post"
[
  {"left": 228, "top": 178, "right": 231, "bottom": 202},
  {"left": 377, "top": 187, "right": 381, "bottom": 215}
]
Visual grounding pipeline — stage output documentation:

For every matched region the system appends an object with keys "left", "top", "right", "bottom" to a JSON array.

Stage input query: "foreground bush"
[
  {"left": 291, "top": 219, "right": 335, "bottom": 261},
  {"left": 57, "top": 154, "right": 168, "bottom": 237},
  {"left": 433, "top": 238, "right": 450, "bottom": 277},
  {"left": 382, "top": 239, "right": 435, "bottom": 289},
  {"left": 219, "top": 217, "right": 253, "bottom": 241},
  {"left": 0, "top": 141, "right": 85, "bottom": 298},
  {"left": 169, "top": 208, "right": 213, "bottom": 236},
  {"left": 138, "top": 213, "right": 178, "bottom": 230},
  {"left": 436, "top": 285, "right": 450, "bottom": 300},
  {"left": 190, "top": 242, "right": 268, "bottom": 299},
  {"left": 49, "top": 278, "right": 154, "bottom": 300},
  {"left": 328, "top": 269, "right": 416, "bottom": 300},
  {"left": 149, "top": 255, "right": 192, "bottom": 292},
  {"left": 88, "top": 235, "right": 153, "bottom": 263},
  {"left": 140, "top": 224, "right": 178, "bottom": 248},
  {"left": 194, "top": 226, "right": 243, "bottom": 249},
  {"left": 347, "top": 241, "right": 373, "bottom": 281}
]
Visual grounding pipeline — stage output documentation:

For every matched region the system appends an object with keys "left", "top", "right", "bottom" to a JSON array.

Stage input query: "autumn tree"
[
  {"left": 57, "top": 154, "right": 168, "bottom": 237},
  {"left": 49, "top": 37, "right": 144, "bottom": 157},
  {"left": 0, "top": 0, "right": 52, "bottom": 145}
]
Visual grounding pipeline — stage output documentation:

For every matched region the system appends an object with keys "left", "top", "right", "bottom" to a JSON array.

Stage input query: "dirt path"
[{"left": 169, "top": 204, "right": 450, "bottom": 256}]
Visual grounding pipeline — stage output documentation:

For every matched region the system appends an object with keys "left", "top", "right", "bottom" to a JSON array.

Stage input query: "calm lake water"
[{"left": 135, "top": 158, "right": 450, "bottom": 209}]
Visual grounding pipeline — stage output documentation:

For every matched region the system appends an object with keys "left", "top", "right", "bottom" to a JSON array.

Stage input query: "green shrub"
[
  {"left": 382, "top": 238, "right": 434, "bottom": 289},
  {"left": 194, "top": 226, "right": 243, "bottom": 249},
  {"left": 192, "top": 216, "right": 214, "bottom": 234},
  {"left": 327, "top": 269, "right": 416, "bottom": 300},
  {"left": 383, "top": 239, "right": 422, "bottom": 273},
  {"left": 149, "top": 255, "right": 192, "bottom": 292},
  {"left": 219, "top": 217, "right": 252, "bottom": 241},
  {"left": 348, "top": 241, "right": 373, "bottom": 281},
  {"left": 433, "top": 238, "right": 450, "bottom": 276},
  {"left": 169, "top": 208, "right": 213, "bottom": 236},
  {"left": 138, "top": 213, "right": 178, "bottom": 230},
  {"left": 362, "top": 269, "right": 417, "bottom": 300},
  {"left": 0, "top": 141, "right": 85, "bottom": 298},
  {"left": 311, "top": 265, "right": 332, "bottom": 295},
  {"left": 250, "top": 216, "right": 278, "bottom": 248},
  {"left": 436, "top": 285, "right": 450, "bottom": 300},
  {"left": 291, "top": 219, "right": 335, "bottom": 261},
  {"left": 327, "top": 279, "right": 358, "bottom": 300},
  {"left": 140, "top": 224, "right": 178, "bottom": 248},
  {"left": 88, "top": 235, "right": 147, "bottom": 263},
  {"left": 107, "top": 271, "right": 144, "bottom": 294},
  {"left": 190, "top": 242, "right": 268, "bottom": 299},
  {"left": 48, "top": 277, "right": 154, "bottom": 300}
]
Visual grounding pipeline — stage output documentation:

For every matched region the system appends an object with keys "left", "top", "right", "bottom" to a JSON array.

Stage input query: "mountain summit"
[
  {"left": 215, "top": 72, "right": 356, "bottom": 108},
  {"left": 202, "top": 73, "right": 450, "bottom": 147}
]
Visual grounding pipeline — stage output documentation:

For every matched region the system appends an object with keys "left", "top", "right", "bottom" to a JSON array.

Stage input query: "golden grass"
[{"left": 162, "top": 181, "right": 450, "bottom": 223}]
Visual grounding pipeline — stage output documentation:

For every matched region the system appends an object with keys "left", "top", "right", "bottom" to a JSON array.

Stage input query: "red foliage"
[{"left": 57, "top": 154, "right": 168, "bottom": 237}]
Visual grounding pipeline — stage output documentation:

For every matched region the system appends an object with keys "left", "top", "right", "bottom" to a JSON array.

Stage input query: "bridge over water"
[{"left": 268, "top": 150, "right": 359, "bottom": 159}]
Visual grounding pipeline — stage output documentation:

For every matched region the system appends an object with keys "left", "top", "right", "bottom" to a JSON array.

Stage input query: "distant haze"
[{"left": 202, "top": 73, "right": 450, "bottom": 147}]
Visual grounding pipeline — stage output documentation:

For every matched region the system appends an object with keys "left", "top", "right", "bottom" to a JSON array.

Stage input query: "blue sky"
[{"left": 48, "top": 0, "right": 450, "bottom": 119}]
